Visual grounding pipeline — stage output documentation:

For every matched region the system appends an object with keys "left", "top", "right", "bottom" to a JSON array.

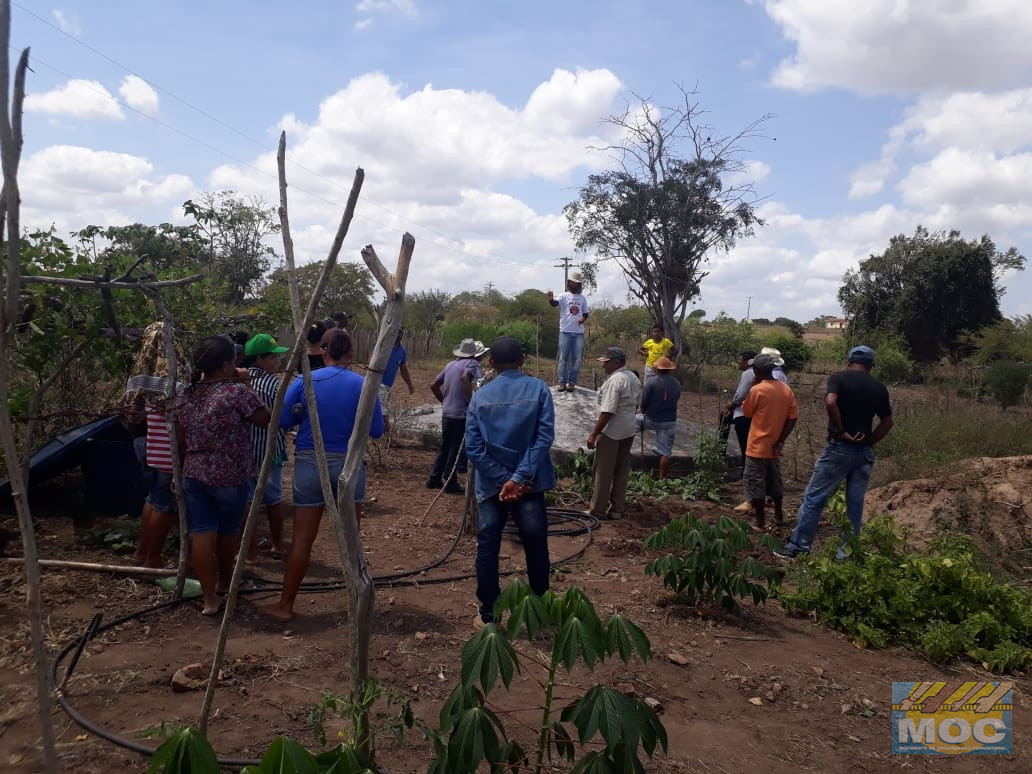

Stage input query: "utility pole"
[
  {"left": 554, "top": 256, "right": 572, "bottom": 285},
  {"left": 746, "top": 296, "right": 752, "bottom": 323},
  {"left": 484, "top": 281, "right": 494, "bottom": 296}
]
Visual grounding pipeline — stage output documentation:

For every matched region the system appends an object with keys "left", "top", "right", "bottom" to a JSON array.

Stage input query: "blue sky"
[{"left": 11, "top": 0, "right": 1032, "bottom": 322}]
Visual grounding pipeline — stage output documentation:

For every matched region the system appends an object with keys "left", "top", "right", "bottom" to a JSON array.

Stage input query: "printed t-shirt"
[
  {"left": 556, "top": 292, "right": 589, "bottom": 334},
  {"left": 176, "top": 381, "right": 264, "bottom": 487}
]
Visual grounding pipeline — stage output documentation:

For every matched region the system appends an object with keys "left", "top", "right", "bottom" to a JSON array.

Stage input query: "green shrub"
[
  {"left": 871, "top": 343, "right": 915, "bottom": 383},
  {"left": 626, "top": 472, "right": 721, "bottom": 502},
  {"left": 438, "top": 321, "right": 497, "bottom": 354},
  {"left": 983, "top": 360, "right": 1031, "bottom": 410},
  {"left": 760, "top": 333, "right": 812, "bottom": 372},
  {"left": 780, "top": 516, "right": 1032, "bottom": 672},
  {"left": 645, "top": 515, "right": 780, "bottom": 609}
]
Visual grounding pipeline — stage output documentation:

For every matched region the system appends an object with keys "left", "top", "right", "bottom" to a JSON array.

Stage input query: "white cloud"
[
  {"left": 355, "top": 0, "right": 417, "bottom": 16},
  {"left": 201, "top": 69, "right": 628, "bottom": 297},
  {"left": 51, "top": 10, "right": 82, "bottom": 36},
  {"left": 760, "top": 0, "right": 1032, "bottom": 94},
  {"left": 354, "top": 18, "right": 374, "bottom": 31},
  {"left": 726, "top": 159, "right": 771, "bottom": 188},
  {"left": 25, "top": 79, "right": 124, "bottom": 120},
  {"left": 119, "top": 75, "right": 159, "bottom": 117},
  {"left": 21, "top": 145, "right": 194, "bottom": 227}
]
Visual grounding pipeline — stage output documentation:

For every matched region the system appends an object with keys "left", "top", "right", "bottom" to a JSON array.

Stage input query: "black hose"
[{"left": 51, "top": 505, "right": 598, "bottom": 767}]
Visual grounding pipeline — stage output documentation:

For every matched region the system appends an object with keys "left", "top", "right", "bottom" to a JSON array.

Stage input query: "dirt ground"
[{"left": 0, "top": 364, "right": 1029, "bottom": 772}]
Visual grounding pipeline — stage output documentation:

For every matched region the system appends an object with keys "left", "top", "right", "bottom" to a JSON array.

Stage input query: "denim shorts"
[
  {"left": 292, "top": 451, "right": 367, "bottom": 507},
  {"left": 183, "top": 477, "right": 249, "bottom": 535},
  {"left": 136, "top": 435, "right": 177, "bottom": 512},
  {"left": 635, "top": 415, "right": 677, "bottom": 458},
  {"left": 247, "top": 462, "right": 284, "bottom": 506}
]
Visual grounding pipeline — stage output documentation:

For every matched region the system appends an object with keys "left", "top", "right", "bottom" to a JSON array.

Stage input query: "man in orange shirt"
[{"left": 741, "top": 353, "right": 798, "bottom": 532}]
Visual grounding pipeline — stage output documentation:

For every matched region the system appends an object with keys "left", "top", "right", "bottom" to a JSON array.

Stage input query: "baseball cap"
[
  {"left": 244, "top": 333, "right": 289, "bottom": 356},
  {"left": 848, "top": 345, "right": 875, "bottom": 363},
  {"left": 597, "top": 346, "right": 627, "bottom": 363},
  {"left": 489, "top": 336, "right": 524, "bottom": 364}
]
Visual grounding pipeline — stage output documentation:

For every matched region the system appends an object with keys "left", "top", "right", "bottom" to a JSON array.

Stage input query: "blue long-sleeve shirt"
[
  {"left": 465, "top": 370, "right": 556, "bottom": 502},
  {"left": 280, "top": 365, "right": 384, "bottom": 453}
]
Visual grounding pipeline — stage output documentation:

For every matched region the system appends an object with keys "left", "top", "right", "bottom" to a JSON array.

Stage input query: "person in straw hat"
[
  {"left": 426, "top": 337, "right": 487, "bottom": 494},
  {"left": 635, "top": 355, "right": 681, "bottom": 479}
]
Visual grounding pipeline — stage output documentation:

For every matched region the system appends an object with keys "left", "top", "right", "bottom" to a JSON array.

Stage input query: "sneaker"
[
  {"left": 772, "top": 545, "right": 807, "bottom": 561},
  {"left": 444, "top": 484, "right": 465, "bottom": 495},
  {"left": 566, "top": 383, "right": 576, "bottom": 392},
  {"left": 556, "top": 384, "right": 567, "bottom": 393},
  {"left": 733, "top": 501, "right": 752, "bottom": 513},
  {"left": 426, "top": 478, "right": 443, "bottom": 489}
]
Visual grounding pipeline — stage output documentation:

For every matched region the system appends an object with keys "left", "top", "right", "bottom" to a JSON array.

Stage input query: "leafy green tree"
[
  {"left": 984, "top": 361, "right": 1032, "bottom": 410},
  {"left": 681, "top": 314, "right": 754, "bottom": 385},
  {"left": 565, "top": 87, "right": 769, "bottom": 360},
  {"left": 75, "top": 222, "right": 207, "bottom": 276},
  {"left": 407, "top": 290, "right": 451, "bottom": 356},
  {"left": 758, "top": 333, "right": 812, "bottom": 372},
  {"left": 839, "top": 227, "right": 1025, "bottom": 362},
  {"left": 966, "top": 316, "right": 1032, "bottom": 365},
  {"left": 589, "top": 301, "right": 653, "bottom": 343},
  {"left": 499, "top": 289, "right": 553, "bottom": 323},
  {"left": 261, "top": 260, "right": 375, "bottom": 330},
  {"left": 773, "top": 316, "right": 805, "bottom": 338},
  {"left": 183, "top": 191, "right": 280, "bottom": 305}
]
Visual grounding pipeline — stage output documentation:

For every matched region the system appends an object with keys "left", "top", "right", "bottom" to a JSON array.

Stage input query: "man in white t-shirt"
[{"left": 546, "top": 272, "right": 589, "bottom": 392}]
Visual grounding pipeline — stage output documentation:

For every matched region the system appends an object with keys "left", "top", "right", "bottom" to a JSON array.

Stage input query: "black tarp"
[{"left": 0, "top": 416, "right": 146, "bottom": 516}]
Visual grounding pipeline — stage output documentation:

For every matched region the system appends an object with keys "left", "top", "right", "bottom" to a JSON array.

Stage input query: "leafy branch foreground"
[
  {"left": 148, "top": 581, "right": 666, "bottom": 773},
  {"left": 781, "top": 516, "right": 1032, "bottom": 673}
]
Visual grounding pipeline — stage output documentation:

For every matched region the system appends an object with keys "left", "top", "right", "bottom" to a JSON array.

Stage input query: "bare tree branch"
[{"left": 0, "top": 4, "right": 57, "bottom": 768}]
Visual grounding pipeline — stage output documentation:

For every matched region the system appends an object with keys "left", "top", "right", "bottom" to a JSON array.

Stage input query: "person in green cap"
[{"left": 242, "top": 333, "right": 290, "bottom": 560}]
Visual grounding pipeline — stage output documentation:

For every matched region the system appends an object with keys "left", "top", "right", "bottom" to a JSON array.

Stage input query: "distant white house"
[{"left": 825, "top": 317, "right": 847, "bottom": 330}]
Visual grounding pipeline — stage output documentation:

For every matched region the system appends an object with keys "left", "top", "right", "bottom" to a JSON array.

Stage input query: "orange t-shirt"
[{"left": 741, "top": 379, "right": 798, "bottom": 458}]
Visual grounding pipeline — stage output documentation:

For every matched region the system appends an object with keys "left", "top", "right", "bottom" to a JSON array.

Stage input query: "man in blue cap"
[{"left": 774, "top": 345, "right": 893, "bottom": 559}]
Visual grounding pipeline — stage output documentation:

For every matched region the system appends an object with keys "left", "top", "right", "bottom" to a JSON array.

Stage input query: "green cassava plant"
[
  {"left": 781, "top": 516, "right": 1032, "bottom": 672},
  {"left": 424, "top": 580, "right": 667, "bottom": 773},
  {"left": 645, "top": 514, "right": 780, "bottom": 609},
  {"left": 148, "top": 729, "right": 380, "bottom": 774}
]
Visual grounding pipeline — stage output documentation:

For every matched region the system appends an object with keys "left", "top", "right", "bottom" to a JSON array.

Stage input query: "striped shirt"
[
  {"left": 145, "top": 408, "right": 173, "bottom": 473},
  {"left": 248, "top": 367, "right": 288, "bottom": 466}
]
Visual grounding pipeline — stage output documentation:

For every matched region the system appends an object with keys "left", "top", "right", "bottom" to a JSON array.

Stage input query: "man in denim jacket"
[
  {"left": 775, "top": 346, "right": 893, "bottom": 559},
  {"left": 467, "top": 336, "right": 556, "bottom": 628}
]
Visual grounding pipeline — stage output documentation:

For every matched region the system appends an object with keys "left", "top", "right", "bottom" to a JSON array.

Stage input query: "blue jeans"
[
  {"left": 786, "top": 441, "right": 876, "bottom": 554},
  {"left": 556, "top": 332, "right": 585, "bottom": 385},
  {"left": 429, "top": 416, "right": 468, "bottom": 483},
  {"left": 475, "top": 491, "right": 550, "bottom": 622}
]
